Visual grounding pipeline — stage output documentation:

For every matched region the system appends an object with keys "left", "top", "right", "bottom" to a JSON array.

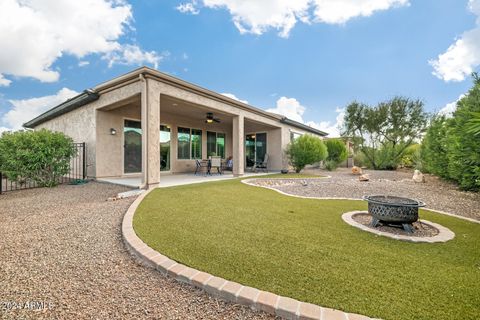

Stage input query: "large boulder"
[
  {"left": 412, "top": 170, "right": 425, "bottom": 183},
  {"left": 352, "top": 166, "right": 363, "bottom": 175}
]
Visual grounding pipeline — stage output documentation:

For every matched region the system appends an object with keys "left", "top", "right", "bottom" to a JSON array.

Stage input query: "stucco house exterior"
[{"left": 24, "top": 67, "right": 327, "bottom": 188}]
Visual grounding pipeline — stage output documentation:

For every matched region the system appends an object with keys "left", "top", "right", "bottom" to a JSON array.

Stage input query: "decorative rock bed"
[{"left": 342, "top": 211, "right": 455, "bottom": 243}]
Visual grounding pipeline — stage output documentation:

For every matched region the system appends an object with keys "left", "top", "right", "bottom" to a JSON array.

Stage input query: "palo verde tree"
[{"left": 341, "top": 97, "right": 428, "bottom": 170}]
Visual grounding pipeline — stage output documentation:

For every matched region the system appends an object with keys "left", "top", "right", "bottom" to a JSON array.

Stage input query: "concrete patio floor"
[{"left": 98, "top": 171, "right": 276, "bottom": 189}]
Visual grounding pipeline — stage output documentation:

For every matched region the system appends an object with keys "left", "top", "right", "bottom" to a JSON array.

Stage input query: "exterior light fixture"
[
  {"left": 110, "top": 128, "right": 117, "bottom": 135},
  {"left": 206, "top": 119, "right": 213, "bottom": 123}
]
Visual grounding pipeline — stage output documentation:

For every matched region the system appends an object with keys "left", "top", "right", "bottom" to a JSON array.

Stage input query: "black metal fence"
[{"left": 0, "top": 142, "right": 86, "bottom": 194}]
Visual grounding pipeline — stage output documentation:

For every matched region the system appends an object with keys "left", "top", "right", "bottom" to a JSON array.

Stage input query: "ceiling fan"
[{"left": 205, "top": 112, "right": 220, "bottom": 123}]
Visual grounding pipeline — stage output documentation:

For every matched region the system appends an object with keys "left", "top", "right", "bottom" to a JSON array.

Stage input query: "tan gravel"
[
  {"left": 256, "top": 168, "right": 480, "bottom": 221},
  {"left": 0, "top": 182, "right": 273, "bottom": 320}
]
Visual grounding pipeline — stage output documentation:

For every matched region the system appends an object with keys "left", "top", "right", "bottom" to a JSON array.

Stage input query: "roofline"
[
  {"left": 24, "top": 90, "right": 99, "bottom": 128},
  {"left": 23, "top": 66, "right": 327, "bottom": 136},
  {"left": 94, "top": 66, "right": 283, "bottom": 121},
  {"left": 280, "top": 117, "right": 328, "bottom": 136}
]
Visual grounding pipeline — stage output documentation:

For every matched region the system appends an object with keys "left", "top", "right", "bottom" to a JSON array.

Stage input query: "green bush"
[
  {"left": 399, "top": 144, "right": 421, "bottom": 168},
  {"left": 0, "top": 129, "right": 76, "bottom": 187},
  {"left": 353, "top": 151, "right": 369, "bottom": 168},
  {"left": 421, "top": 116, "right": 450, "bottom": 178},
  {"left": 286, "top": 135, "right": 328, "bottom": 173},
  {"left": 324, "top": 160, "right": 338, "bottom": 171},
  {"left": 325, "top": 139, "right": 347, "bottom": 167},
  {"left": 420, "top": 73, "right": 480, "bottom": 191}
]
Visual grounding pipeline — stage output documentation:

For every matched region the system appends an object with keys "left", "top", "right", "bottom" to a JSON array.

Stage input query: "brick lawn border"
[
  {"left": 122, "top": 187, "right": 373, "bottom": 320},
  {"left": 342, "top": 211, "right": 455, "bottom": 243}
]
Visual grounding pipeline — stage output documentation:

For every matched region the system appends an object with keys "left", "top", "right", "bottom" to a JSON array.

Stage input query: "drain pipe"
[{"left": 139, "top": 73, "right": 148, "bottom": 189}]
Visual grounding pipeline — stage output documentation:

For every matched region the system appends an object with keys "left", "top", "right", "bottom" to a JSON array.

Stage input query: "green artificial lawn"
[{"left": 133, "top": 176, "right": 480, "bottom": 320}]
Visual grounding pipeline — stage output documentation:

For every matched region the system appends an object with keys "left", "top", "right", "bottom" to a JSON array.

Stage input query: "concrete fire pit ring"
[{"left": 342, "top": 211, "right": 455, "bottom": 243}]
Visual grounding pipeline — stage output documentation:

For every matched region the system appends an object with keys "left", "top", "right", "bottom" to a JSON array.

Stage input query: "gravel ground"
[
  {"left": 254, "top": 168, "right": 480, "bottom": 221},
  {"left": 352, "top": 213, "right": 439, "bottom": 237},
  {"left": 0, "top": 182, "right": 273, "bottom": 320}
]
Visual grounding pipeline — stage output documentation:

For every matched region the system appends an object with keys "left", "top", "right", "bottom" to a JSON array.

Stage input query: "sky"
[{"left": 0, "top": 0, "right": 479, "bottom": 136}]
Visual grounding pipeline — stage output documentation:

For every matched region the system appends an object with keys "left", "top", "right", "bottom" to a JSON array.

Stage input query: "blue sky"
[{"left": 1, "top": 0, "right": 479, "bottom": 135}]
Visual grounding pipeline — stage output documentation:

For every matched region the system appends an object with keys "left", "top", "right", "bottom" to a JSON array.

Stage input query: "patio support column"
[
  {"left": 140, "top": 74, "right": 161, "bottom": 188},
  {"left": 232, "top": 114, "right": 244, "bottom": 176}
]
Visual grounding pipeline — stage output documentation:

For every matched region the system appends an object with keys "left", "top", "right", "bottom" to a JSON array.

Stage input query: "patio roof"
[{"left": 23, "top": 66, "right": 328, "bottom": 136}]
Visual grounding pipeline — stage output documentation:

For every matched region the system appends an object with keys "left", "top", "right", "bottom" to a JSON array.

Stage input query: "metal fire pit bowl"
[{"left": 362, "top": 195, "right": 426, "bottom": 233}]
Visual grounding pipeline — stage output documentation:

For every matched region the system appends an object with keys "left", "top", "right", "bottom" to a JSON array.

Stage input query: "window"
[
  {"left": 207, "top": 131, "right": 225, "bottom": 158},
  {"left": 124, "top": 120, "right": 142, "bottom": 173},
  {"left": 191, "top": 129, "right": 202, "bottom": 159},
  {"left": 178, "top": 127, "right": 202, "bottom": 159},
  {"left": 177, "top": 127, "right": 190, "bottom": 159},
  {"left": 216, "top": 133, "right": 225, "bottom": 158},
  {"left": 290, "top": 131, "right": 302, "bottom": 141}
]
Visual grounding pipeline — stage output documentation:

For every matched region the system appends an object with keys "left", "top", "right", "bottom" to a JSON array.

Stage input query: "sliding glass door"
[
  {"left": 160, "top": 125, "right": 171, "bottom": 172},
  {"left": 245, "top": 133, "right": 267, "bottom": 167},
  {"left": 124, "top": 120, "right": 142, "bottom": 173}
]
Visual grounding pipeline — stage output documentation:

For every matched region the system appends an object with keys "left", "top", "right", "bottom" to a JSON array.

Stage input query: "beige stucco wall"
[{"left": 34, "top": 75, "right": 324, "bottom": 182}]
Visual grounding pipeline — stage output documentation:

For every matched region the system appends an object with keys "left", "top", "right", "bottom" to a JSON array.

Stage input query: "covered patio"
[
  {"left": 98, "top": 171, "right": 276, "bottom": 188},
  {"left": 95, "top": 88, "right": 284, "bottom": 189}
]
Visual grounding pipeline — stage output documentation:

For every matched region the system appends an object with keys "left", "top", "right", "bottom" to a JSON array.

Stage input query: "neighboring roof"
[
  {"left": 280, "top": 117, "right": 328, "bottom": 136},
  {"left": 23, "top": 66, "right": 327, "bottom": 136}
]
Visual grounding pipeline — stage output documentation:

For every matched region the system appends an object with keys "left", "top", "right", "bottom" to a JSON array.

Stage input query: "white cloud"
[
  {"left": 103, "top": 44, "right": 164, "bottom": 69},
  {"left": 430, "top": 0, "right": 480, "bottom": 82},
  {"left": 221, "top": 93, "right": 249, "bottom": 104},
  {"left": 312, "top": 0, "right": 409, "bottom": 24},
  {"left": 266, "top": 96, "right": 305, "bottom": 122},
  {"left": 2, "top": 88, "right": 78, "bottom": 130},
  {"left": 0, "top": 127, "right": 12, "bottom": 134},
  {"left": 0, "top": 0, "right": 163, "bottom": 84},
  {"left": 179, "top": 0, "right": 409, "bottom": 37},
  {"left": 438, "top": 94, "right": 466, "bottom": 117},
  {"left": 203, "top": 0, "right": 311, "bottom": 38},
  {"left": 176, "top": 1, "right": 200, "bottom": 15},
  {"left": 78, "top": 61, "right": 90, "bottom": 67},
  {"left": 266, "top": 96, "right": 343, "bottom": 136},
  {"left": 0, "top": 74, "right": 11, "bottom": 87},
  {"left": 306, "top": 108, "right": 345, "bottom": 136}
]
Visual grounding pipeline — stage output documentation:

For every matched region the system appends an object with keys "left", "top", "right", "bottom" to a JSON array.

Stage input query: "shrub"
[
  {"left": 420, "top": 73, "right": 480, "bottom": 191},
  {"left": 420, "top": 116, "right": 450, "bottom": 178},
  {"left": 324, "top": 160, "right": 338, "bottom": 171},
  {"left": 286, "top": 135, "right": 328, "bottom": 173},
  {"left": 325, "top": 139, "right": 348, "bottom": 168},
  {"left": 0, "top": 129, "right": 76, "bottom": 187},
  {"left": 399, "top": 144, "right": 421, "bottom": 168}
]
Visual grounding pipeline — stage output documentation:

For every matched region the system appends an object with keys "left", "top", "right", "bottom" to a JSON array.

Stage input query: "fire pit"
[{"left": 362, "top": 195, "right": 426, "bottom": 233}]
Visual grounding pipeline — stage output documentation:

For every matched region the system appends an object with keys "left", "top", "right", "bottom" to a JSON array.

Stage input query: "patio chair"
[
  {"left": 194, "top": 160, "right": 208, "bottom": 175},
  {"left": 254, "top": 154, "right": 269, "bottom": 173},
  {"left": 210, "top": 156, "right": 222, "bottom": 174}
]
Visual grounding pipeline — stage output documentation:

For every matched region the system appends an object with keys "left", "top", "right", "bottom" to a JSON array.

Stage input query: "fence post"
[
  {"left": 82, "top": 142, "right": 87, "bottom": 180},
  {"left": 0, "top": 172, "right": 2, "bottom": 195}
]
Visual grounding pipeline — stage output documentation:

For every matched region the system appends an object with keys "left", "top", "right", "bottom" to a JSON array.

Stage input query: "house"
[{"left": 24, "top": 67, "right": 327, "bottom": 188}]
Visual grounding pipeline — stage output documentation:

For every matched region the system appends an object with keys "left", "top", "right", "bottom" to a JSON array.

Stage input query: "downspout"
[{"left": 140, "top": 73, "right": 148, "bottom": 189}]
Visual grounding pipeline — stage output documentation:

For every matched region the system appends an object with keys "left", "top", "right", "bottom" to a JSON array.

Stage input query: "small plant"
[
  {"left": 325, "top": 139, "right": 347, "bottom": 170},
  {"left": 285, "top": 135, "right": 328, "bottom": 173},
  {"left": 324, "top": 160, "right": 338, "bottom": 171},
  {"left": 0, "top": 129, "right": 76, "bottom": 187}
]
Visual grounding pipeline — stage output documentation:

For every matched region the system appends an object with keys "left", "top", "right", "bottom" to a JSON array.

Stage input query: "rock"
[
  {"left": 352, "top": 166, "right": 363, "bottom": 175},
  {"left": 412, "top": 170, "right": 425, "bottom": 183},
  {"left": 359, "top": 174, "right": 370, "bottom": 182}
]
